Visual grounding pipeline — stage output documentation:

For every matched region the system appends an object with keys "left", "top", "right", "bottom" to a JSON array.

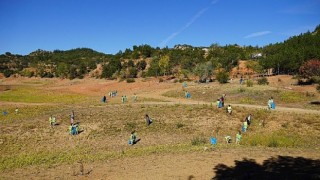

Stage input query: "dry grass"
[{"left": 1, "top": 78, "right": 320, "bottom": 172}]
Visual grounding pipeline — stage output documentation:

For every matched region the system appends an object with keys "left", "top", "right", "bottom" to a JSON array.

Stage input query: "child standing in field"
[
  {"left": 227, "top": 105, "right": 232, "bottom": 115},
  {"left": 128, "top": 131, "right": 137, "bottom": 145},
  {"left": 49, "top": 115, "right": 56, "bottom": 126},
  {"left": 270, "top": 97, "right": 275, "bottom": 109},
  {"left": 145, "top": 114, "right": 153, "bottom": 126},
  {"left": 225, "top": 136, "right": 232, "bottom": 143},
  {"left": 220, "top": 96, "right": 225, "bottom": 107},
  {"left": 132, "top": 94, "right": 137, "bottom": 102},
  {"left": 242, "top": 120, "right": 248, "bottom": 132},
  {"left": 268, "top": 97, "right": 274, "bottom": 110},
  {"left": 101, "top": 95, "right": 107, "bottom": 103},
  {"left": 121, "top": 96, "right": 125, "bottom": 103},
  {"left": 69, "top": 123, "right": 78, "bottom": 135},
  {"left": 246, "top": 114, "right": 252, "bottom": 126},
  {"left": 216, "top": 99, "right": 221, "bottom": 108}
]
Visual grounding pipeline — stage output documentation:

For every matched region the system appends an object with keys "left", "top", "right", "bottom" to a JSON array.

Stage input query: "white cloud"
[
  {"left": 158, "top": 1, "right": 219, "bottom": 47},
  {"left": 158, "top": 32, "right": 179, "bottom": 48},
  {"left": 244, "top": 31, "right": 271, "bottom": 38}
]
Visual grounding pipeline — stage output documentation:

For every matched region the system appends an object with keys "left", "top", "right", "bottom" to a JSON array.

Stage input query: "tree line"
[{"left": 1, "top": 25, "right": 319, "bottom": 82}]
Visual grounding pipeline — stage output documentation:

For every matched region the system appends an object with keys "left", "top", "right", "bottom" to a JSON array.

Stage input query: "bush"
[
  {"left": 176, "top": 122, "right": 185, "bottom": 128},
  {"left": 20, "top": 69, "right": 34, "bottom": 78},
  {"left": 216, "top": 71, "right": 229, "bottom": 84},
  {"left": 126, "top": 78, "right": 135, "bottom": 83},
  {"left": 246, "top": 79, "right": 253, "bottom": 87},
  {"left": 257, "top": 77, "right": 269, "bottom": 85},
  {"left": 317, "top": 85, "right": 320, "bottom": 93},
  {"left": 268, "top": 137, "right": 279, "bottom": 147},
  {"left": 3, "top": 69, "right": 14, "bottom": 78},
  {"left": 238, "top": 87, "right": 246, "bottom": 93},
  {"left": 159, "top": 78, "right": 164, "bottom": 83},
  {"left": 191, "top": 136, "right": 207, "bottom": 146}
]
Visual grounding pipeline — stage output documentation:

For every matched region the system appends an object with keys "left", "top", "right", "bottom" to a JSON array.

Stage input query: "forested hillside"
[{"left": 1, "top": 25, "right": 319, "bottom": 80}]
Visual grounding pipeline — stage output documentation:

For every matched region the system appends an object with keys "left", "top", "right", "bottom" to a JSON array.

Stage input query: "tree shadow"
[{"left": 212, "top": 156, "right": 320, "bottom": 179}]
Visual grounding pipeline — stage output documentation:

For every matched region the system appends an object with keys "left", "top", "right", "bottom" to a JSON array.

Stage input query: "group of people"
[
  {"left": 109, "top": 91, "right": 118, "bottom": 98},
  {"left": 101, "top": 90, "right": 119, "bottom": 103},
  {"left": 101, "top": 93, "right": 138, "bottom": 104},
  {"left": 224, "top": 131, "right": 242, "bottom": 144},
  {"left": 49, "top": 115, "right": 57, "bottom": 126},
  {"left": 121, "top": 95, "right": 128, "bottom": 103},
  {"left": 224, "top": 113, "right": 252, "bottom": 145},
  {"left": 47, "top": 110, "right": 81, "bottom": 135},
  {"left": 216, "top": 94, "right": 232, "bottom": 115},
  {"left": 69, "top": 123, "right": 80, "bottom": 135},
  {"left": 68, "top": 111, "right": 81, "bottom": 135},
  {"left": 128, "top": 114, "right": 153, "bottom": 145},
  {"left": 216, "top": 94, "right": 226, "bottom": 108}
]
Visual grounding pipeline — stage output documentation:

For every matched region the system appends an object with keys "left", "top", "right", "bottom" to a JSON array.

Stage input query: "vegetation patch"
[{"left": 0, "top": 87, "right": 86, "bottom": 103}]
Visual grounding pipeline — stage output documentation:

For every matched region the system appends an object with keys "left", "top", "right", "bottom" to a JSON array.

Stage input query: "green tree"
[
  {"left": 147, "top": 57, "right": 160, "bottom": 76},
  {"left": 194, "top": 61, "right": 213, "bottom": 81},
  {"left": 101, "top": 59, "right": 122, "bottom": 78},
  {"left": 56, "top": 63, "right": 69, "bottom": 78},
  {"left": 216, "top": 70, "right": 229, "bottom": 84},
  {"left": 158, "top": 55, "right": 170, "bottom": 75}
]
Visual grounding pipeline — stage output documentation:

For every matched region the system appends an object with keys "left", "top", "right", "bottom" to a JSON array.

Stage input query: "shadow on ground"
[{"left": 212, "top": 156, "right": 320, "bottom": 180}]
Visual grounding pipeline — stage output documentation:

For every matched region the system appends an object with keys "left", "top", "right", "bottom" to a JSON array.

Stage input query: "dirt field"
[{"left": 0, "top": 76, "right": 320, "bottom": 179}]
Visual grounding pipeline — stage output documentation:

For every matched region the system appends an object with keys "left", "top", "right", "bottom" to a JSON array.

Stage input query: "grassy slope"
[{"left": 0, "top": 79, "right": 320, "bottom": 172}]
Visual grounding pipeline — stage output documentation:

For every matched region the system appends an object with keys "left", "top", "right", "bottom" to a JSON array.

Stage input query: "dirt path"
[
  {"left": 2, "top": 147, "right": 319, "bottom": 180},
  {"left": 137, "top": 86, "right": 320, "bottom": 115}
]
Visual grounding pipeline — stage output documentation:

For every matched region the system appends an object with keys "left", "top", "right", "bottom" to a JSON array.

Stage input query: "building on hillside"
[{"left": 251, "top": 53, "right": 262, "bottom": 59}]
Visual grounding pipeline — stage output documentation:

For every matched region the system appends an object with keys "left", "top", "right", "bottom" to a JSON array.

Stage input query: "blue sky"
[{"left": 0, "top": 0, "right": 319, "bottom": 55}]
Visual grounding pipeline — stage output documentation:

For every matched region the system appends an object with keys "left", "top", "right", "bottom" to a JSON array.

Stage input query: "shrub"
[
  {"left": 3, "top": 69, "right": 14, "bottom": 78},
  {"left": 299, "top": 59, "right": 320, "bottom": 78},
  {"left": 191, "top": 136, "right": 207, "bottom": 146},
  {"left": 140, "top": 71, "right": 147, "bottom": 78},
  {"left": 159, "top": 78, "right": 164, "bottom": 83},
  {"left": 246, "top": 79, "right": 253, "bottom": 87},
  {"left": 216, "top": 71, "right": 229, "bottom": 84},
  {"left": 257, "top": 77, "right": 269, "bottom": 85},
  {"left": 126, "top": 78, "right": 135, "bottom": 83},
  {"left": 238, "top": 87, "right": 246, "bottom": 93},
  {"left": 268, "top": 137, "right": 279, "bottom": 147},
  {"left": 240, "top": 97, "right": 254, "bottom": 104},
  {"left": 280, "top": 91, "right": 304, "bottom": 103},
  {"left": 317, "top": 85, "right": 320, "bottom": 93},
  {"left": 176, "top": 122, "right": 184, "bottom": 128},
  {"left": 20, "top": 69, "right": 34, "bottom": 77}
]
